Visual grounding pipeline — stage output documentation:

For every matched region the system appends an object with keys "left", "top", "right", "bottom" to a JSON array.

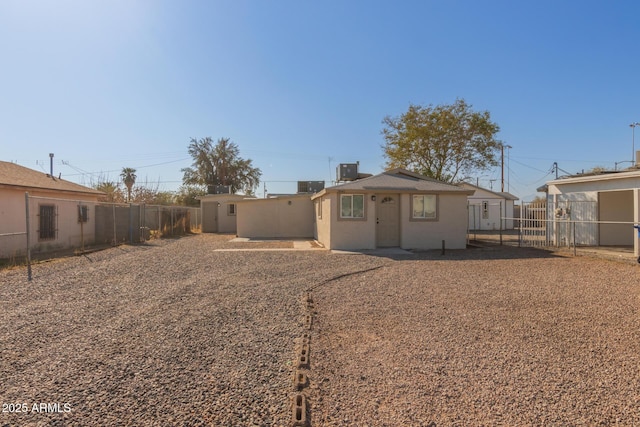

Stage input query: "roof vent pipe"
[{"left": 49, "top": 153, "right": 54, "bottom": 177}]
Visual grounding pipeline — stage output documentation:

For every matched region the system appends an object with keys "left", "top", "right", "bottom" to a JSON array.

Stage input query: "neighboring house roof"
[
  {"left": 545, "top": 168, "right": 640, "bottom": 188},
  {"left": 312, "top": 168, "right": 474, "bottom": 199},
  {"left": 0, "top": 161, "right": 104, "bottom": 196},
  {"left": 460, "top": 182, "right": 519, "bottom": 201}
]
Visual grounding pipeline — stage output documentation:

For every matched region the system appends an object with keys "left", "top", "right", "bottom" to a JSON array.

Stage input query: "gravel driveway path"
[{"left": 2, "top": 234, "right": 639, "bottom": 426}]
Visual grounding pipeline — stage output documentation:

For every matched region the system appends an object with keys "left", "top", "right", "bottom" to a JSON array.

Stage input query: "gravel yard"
[{"left": 1, "top": 234, "right": 640, "bottom": 426}]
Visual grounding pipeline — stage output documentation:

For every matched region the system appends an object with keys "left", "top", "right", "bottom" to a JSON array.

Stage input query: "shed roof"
[
  {"left": 460, "top": 182, "right": 518, "bottom": 200},
  {"left": 312, "top": 168, "right": 474, "bottom": 199},
  {"left": 0, "top": 161, "right": 104, "bottom": 196}
]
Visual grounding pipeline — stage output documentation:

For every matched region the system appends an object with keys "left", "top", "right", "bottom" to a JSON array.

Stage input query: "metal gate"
[
  {"left": 518, "top": 201, "right": 548, "bottom": 247},
  {"left": 518, "top": 200, "right": 598, "bottom": 247}
]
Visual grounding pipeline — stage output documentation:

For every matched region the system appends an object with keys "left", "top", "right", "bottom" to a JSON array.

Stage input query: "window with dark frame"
[
  {"left": 39, "top": 204, "right": 56, "bottom": 240},
  {"left": 228, "top": 203, "right": 236, "bottom": 216},
  {"left": 78, "top": 205, "right": 89, "bottom": 223}
]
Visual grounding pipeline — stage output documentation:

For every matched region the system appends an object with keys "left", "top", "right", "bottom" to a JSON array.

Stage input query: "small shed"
[
  {"left": 461, "top": 182, "right": 518, "bottom": 230},
  {"left": 311, "top": 168, "right": 474, "bottom": 251},
  {"left": 200, "top": 194, "right": 250, "bottom": 233}
]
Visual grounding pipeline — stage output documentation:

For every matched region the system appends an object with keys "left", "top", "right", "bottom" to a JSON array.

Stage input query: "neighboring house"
[
  {"left": 461, "top": 182, "right": 518, "bottom": 230},
  {"left": 311, "top": 168, "right": 474, "bottom": 250},
  {"left": 236, "top": 194, "right": 314, "bottom": 239},
  {"left": 200, "top": 194, "right": 250, "bottom": 233},
  {"left": 541, "top": 162, "right": 640, "bottom": 256},
  {"left": 0, "top": 161, "right": 104, "bottom": 259}
]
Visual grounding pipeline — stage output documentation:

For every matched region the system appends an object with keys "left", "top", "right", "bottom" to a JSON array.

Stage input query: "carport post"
[
  {"left": 25, "top": 192, "right": 32, "bottom": 281},
  {"left": 634, "top": 188, "right": 640, "bottom": 259},
  {"left": 499, "top": 201, "right": 503, "bottom": 245}
]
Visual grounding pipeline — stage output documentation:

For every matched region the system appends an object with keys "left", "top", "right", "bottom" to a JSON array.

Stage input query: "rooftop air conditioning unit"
[
  {"left": 297, "top": 181, "right": 325, "bottom": 194},
  {"left": 208, "top": 185, "right": 231, "bottom": 194},
  {"left": 337, "top": 163, "right": 358, "bottom": 181}
]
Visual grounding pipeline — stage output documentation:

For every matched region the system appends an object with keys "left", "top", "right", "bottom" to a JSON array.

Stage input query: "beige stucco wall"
[
  {"left": 402, "top": 193, "right": 469, "bottom": 249},
  {"left": 314, "top": 196, "right": 331, "bottom": 248},
  {"left": 598, "top": 190, "right": 633, "bottom": 246},
  {"left": 237, "top": 195, "right": 314, "bottom": 238},
  {"left": 1, "top": 187, "right": 99, "bottom": 259},
  {"left": 325, "top": 193, "right": 376, "bottom": 250},
  {"left": 200, "top": 194, "right": 248, "bottom": 233}
]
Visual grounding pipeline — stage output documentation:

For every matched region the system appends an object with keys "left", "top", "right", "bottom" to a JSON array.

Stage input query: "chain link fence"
[
  {"left": 1, "top": 192, "right": 201, "bottom": 279},
  {"left": 470, "top": 200, "right": 638, "bottom": 258}
]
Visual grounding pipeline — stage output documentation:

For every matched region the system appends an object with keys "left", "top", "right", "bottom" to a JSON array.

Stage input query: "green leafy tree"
[
  {"left": 382, "top": 99, "right": 501, "bottom": 183},
  {"left": 181, "top": 137, "right": 261, "bottom": 194},
  {"left": 175, "top": 185, "right": 206, "bottom": 207},
  {"left": 120, "top": 167, "right": 137, "bottom": 202}
]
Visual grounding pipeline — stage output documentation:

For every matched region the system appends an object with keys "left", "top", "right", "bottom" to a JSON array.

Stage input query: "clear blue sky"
[{"left": 2, "top": 0, "right": 640, "bottom": 201}]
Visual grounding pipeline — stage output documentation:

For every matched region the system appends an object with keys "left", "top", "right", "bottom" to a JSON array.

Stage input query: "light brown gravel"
[
  {"left": 310, "top": 247, "right": 640, "bottom": 426},
  {"left": 2, "top": 235, "right": 639, "bottom": 426}
]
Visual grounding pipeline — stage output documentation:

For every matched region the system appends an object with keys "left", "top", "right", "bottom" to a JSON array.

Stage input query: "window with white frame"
[
  {"left": 411, "top": 194, "right": 437, "bottom": 220},
  {"left": 317, "top": 198, "right": 322, "bottom": 219},
  {"left": 227, "top": 203, "right": 236, "bottom": 216},
  {"left": 340, "top": 194, "right": 364, "bottom": 219}
]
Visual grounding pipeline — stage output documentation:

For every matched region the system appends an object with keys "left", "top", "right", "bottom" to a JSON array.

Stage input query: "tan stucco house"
[
  {"left": 311, "top": 168, "right": 474, "bottom": 250},
  {"left": 0, "top": 161, "right": 104, "bottom": 259}
]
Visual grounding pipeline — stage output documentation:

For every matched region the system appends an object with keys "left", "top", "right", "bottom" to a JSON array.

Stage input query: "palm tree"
[
  {"left": 94, "top": 180, "right": 125, "bottom": 203},
  {"left": 120, "top": 167, "right": 137, "bottom": 202}
]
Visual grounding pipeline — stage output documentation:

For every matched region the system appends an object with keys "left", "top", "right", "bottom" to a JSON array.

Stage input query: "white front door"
[{"left": 376, "top": 194, "right": 400, "bottom": 247}]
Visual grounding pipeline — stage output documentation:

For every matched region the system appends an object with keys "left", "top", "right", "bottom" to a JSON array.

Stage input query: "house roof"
[
  {"left": 545, "top": 168, "right": 640, "bottom": 188},
  {"left": 460, "top": 182, "right": 519, "bottom": 200},
  {"left": 0, "top": 161, "right": 104, "bottom": 196},
  {"left": 312, "top": 168, "right": 474, "bottom": 199}
]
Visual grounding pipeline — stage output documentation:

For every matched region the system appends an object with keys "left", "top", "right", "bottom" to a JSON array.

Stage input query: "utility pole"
[
  {"left": 631, "top": 123, "right": 640, "bottom": 164},
  {"left": 500, "top": 144, "right": 512, "bottom": 192},
  {"left": 501, "top": 145, "right": 504, "bottom": 192}
]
